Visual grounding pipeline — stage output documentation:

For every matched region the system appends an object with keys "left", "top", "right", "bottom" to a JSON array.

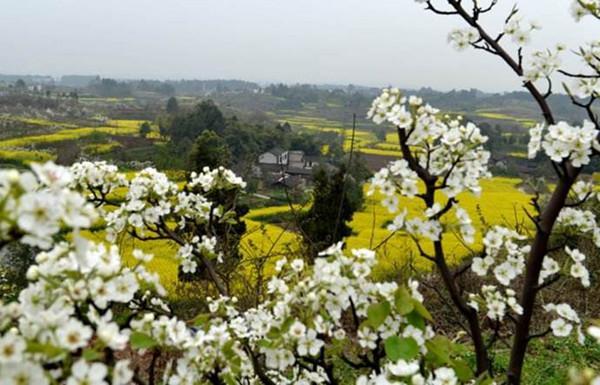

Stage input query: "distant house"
[
  {"left": 258, "top": 147, "right": 286, "bottom": 165},
  {"left": 287, "top": 151, "right": 305, "bottom": 169},
  {"left": 257, "top": 148, "right": 322, "bottom": 186},
  {"left": 258, "top": 149, "right": 319, "bottom": 170},
  {"left": 304, "top": 155, "right": 319, "bottom": 169}
]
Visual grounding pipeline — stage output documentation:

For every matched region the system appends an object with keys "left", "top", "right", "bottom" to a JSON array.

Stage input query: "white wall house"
[
  {"left": 258, "top": 148, "right": 289, "bottom": 165},
  {"left": 258, "top": 152, "right": 279, "bottom": 165},
  {"left": 287, "top": 151, "right": 305, "bottom": 169},
  {"left": 259, "top": 149, "right": 318, "bottom": 170}
]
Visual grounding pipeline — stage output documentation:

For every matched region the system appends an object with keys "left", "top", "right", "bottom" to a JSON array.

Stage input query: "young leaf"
[
  {"left": 130, "top": 332, "right": 158, "bottom": 350},
  {"left": 411, "top": 299, "right": 433, "bottom": 321},
  {"left": 406, "top": 311, "right": 426, "bottom": 330},
  {"left": 384, "top": 336, "right": 419, "bottom": 361},
  {"left": 394, "top": 286, "right": 415, "bottom": 315},
  {"left": 26, "top": 342, "right": 64, "bottom": 359},
  {"left": 367, "top": 301, "right": 391, "bottom": 328},
  {"left": 82, "top": 348, "right": 103, "bottom": 361},
  {"left": 452, "top": 359, "right": 474, "bottom": 381},
  {"left": 425, "top": 336, "right": 452, "bottom": 365}
]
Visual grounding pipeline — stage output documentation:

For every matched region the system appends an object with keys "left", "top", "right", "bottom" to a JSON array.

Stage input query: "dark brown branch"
[
  {"left": 527, "top": 328, "right": 552, "bottom": 341},
  {"left": 443, "top": 0, "right": 556, "bottom": 125}
]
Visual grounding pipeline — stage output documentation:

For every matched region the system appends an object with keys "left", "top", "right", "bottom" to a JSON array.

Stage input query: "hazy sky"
[{"left": 1, "top": 0, "right": 598, "bottom": 91}]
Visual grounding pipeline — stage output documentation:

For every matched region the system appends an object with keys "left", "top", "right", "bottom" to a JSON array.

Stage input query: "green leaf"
[
  {"left": 280, "top": 317, "right": 295, "bottom": 333},
  {"left": 114, "top": 310, "right": 133, "bottom": 327},
  {"left": 266, "top": 326, "right": 282, "bottom": 340},
  {"left": 406, "top": 311, "right": 425, "bottom": 330},
  {"left": 411, "top": 299, "right": 432, "bottom": 321},
  {"left": 425, "top": 336, "right": 452, "bottom": 365},
  {"left": 256, "top": 339, "right": 274, "bottom": 349},
  {"left": 452, "top": 359, "right": 474, "bottom": 382},
  {"left": 223, "top": 372, "right": 237, "bottom": 385},
  {"left": 82, "top": 348, "right": 103, "bottom": 361},
  {"left": 26, "top": 342, "right": 64, "bottom": 359},
  {"left": 191, "top": 313, "right": 211, "bottom": 327},
  {"left": 384, "top": 336, "right": 419, "bottom": 361},
  {"left": 394, "top": 287, "right": 414, "bottom": 315},
  {"left": 367, "top": 301, "right": 391, "bottom": 328},
  {"left": 130, "top": 332, "right": 158, "bottom": 350}
]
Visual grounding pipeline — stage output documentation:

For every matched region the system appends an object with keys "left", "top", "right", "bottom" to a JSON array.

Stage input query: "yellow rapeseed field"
[
  {"left": 243, "top": 177, "right": 531, "bottom": 279},
  {"left": 0, "top": 119, "right": 143, "bottom": 149}
]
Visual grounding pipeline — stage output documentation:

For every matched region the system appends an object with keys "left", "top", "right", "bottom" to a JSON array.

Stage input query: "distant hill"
[{"left": 0, "top": 74, "right": 54, "bottom": 85}]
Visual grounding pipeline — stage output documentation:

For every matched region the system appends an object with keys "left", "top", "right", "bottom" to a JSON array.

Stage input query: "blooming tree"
[
  {"left": 365, "top": 1, "right": 600, "bottom": 383},
  {"left": 0, "top": 162, "right": 475, "bottom": 385}
]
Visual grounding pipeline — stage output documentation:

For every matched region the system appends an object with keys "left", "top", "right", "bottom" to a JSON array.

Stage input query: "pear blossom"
[{"left": 447, "top": 28, "right": 479, "bottom": 50}]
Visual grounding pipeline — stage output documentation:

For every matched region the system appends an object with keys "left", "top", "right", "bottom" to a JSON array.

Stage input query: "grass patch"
[{"left": 491, "top": 337, "right": 600, "bottom": 385}]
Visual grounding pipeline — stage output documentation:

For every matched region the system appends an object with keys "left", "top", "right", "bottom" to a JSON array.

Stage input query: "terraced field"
[
  {"left": 474, "top": 109, "right": 538, "bottom": 128},
  {"left": 276, "top": 114, "right": 403, "bottom": 157},
  {"left": 0, "top": 119, "right": 148, "bottom": 164}
]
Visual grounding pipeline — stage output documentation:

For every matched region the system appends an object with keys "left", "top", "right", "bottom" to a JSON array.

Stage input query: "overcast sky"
[{"left": 1, "top": 0, "right": 598, "bottom": 91}]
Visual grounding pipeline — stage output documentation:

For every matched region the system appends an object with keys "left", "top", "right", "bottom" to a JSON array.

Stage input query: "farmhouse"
[
  {"left": 257, "top": 147, "right": 286, "bottom": 165},
  {"left": 257, "top": 148, "right": 322, "bottom": 186}
]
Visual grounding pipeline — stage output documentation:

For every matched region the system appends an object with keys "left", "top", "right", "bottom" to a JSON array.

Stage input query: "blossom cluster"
[
  {"left": 572, "top": 40, "right": 600, "bottom": 99},
  {"left": 126, "top": 243, "right": 464, "bottom": 384},
  {"left": 205, "top": 243, "right": 463, "bottom": 384},
  {"left": 0, "top": 162, "right": 97, "bottom": 249},
  {"left": 368, "top": 89, "right": 490, "bottom": 199},
  {"left": 70, "top": 161, "right": 127, "bottom": 196},
  {"left": 503, "top": 16, "right": 540, "bottom": 47},
  {"left": 71, "top": 162, "right": 245, "bottom": 274},
  {"left": 528, "top": 120, "right": 599, "bottom": 167},
  {"left": 465, "top": 200, "right": 600, "bottom": 334},
  {"left": 464, "top": 196, "right": 599, "bottom": 329},
  {"left": 571, "top": 0, "right": 600, "bottom": 21},
  {"left": 468, "top": 226, "right": 528, "bottom": 320},
  {"left": 447, "top": 28, "right": 479, "bottom": 51},
  {"left": 551, "top": 205, "right": 600, "bottom": 288},
  {"left": 544, "top": 303, "right": 584, "bottom": 341},
  {"left": 368, "top": 89, "right": 489, "bottom": 244},
  {"left": 0, "top": 236, "right": 166, "bottom": 385},
  {"left": 523, "top": 45, "right": 564, "bottom": 83}
]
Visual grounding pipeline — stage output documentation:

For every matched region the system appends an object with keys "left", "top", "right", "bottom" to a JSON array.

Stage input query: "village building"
[{"left": 256, "top": 148, "right": 322, "bottom": 187}]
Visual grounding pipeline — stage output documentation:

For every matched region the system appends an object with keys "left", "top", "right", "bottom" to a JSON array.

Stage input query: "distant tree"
[
  {"left": 166, "top": 96, "right": 179, "bottom": 114},
  {"left": 14, "top": 79, "right": 26, "bottom": 90},
  {"left": 276, "top": 122, "right": 292, "bottom": 132},
  {"left": 300, "top": 166, "right": 363, "bottom": 260},
  {"left": 158, "top": 123, "right": 169, "bottom": 139},
  {"left": 135, "top": 80, "right": 175, "bottom": 96},
  {"left": 188, "top": 130, "right": 231, "bottom": 170},
  {"left": 89, "top": 78, "right": 132, "bottom": 97},
  {"left": 289, "top": 132, "right": 321, "bottom": 156},
  {"left": 374, "top": 126, "right": 387, "bottom": 141},
  {"left": 139, "top": 121, "right": 151, "bottom": 138},
  {"left": 169, "top": 100, "right": 225, "bottom": 143}
]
